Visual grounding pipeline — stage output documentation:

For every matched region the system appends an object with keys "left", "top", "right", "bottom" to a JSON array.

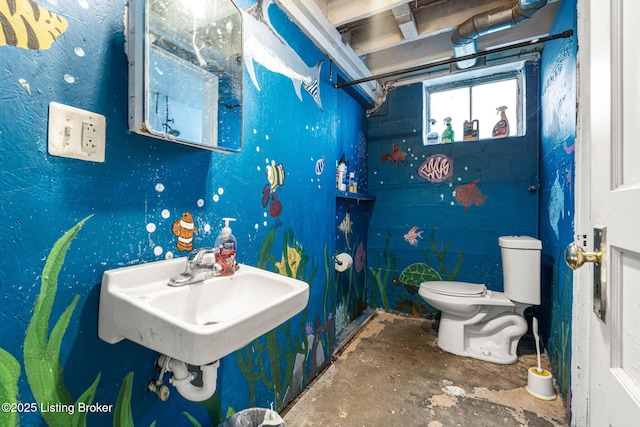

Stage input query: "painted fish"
[
  {"left": 0, "top": 0, "right": 68, "bottom": 50},
  {"left": 269, "top": 192, "right": 282, "bottom": 218},
  {"left": 262, "top": 183, "right": 271, "bottom": 207},
  {"left": 379, "top": 143, "right": 407, "bottom": 166},
  {"left": 315, "top": 156, "right": 326, "bottom": 175},
  {"left": 455, "top": 179, "right": 488, "bottom": 213},
  {"left": 404, "top": 226, "right": 423, "bottom": 246},
  {"left": 418, "top": 154, "right": 454, "bottom": 183},
  {"left": 337, "top": 206, "right": 353, "bottom": 249},
  {"left": 266, "top": 160, "right": 285, "bottom": 192},
  {"left": 241, "top": 0, "right": 323, "bottom": 110},
  {"left": 172, "top": 212, "right": 197, "bottom": 251}
]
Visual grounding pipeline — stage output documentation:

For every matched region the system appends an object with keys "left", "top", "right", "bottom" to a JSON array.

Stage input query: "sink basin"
[{"left": 98, "top": 258, "right": 309, "bottom": 366}]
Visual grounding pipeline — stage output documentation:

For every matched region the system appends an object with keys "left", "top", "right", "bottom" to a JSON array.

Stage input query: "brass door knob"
[{"left": 565, "top": 243, "right": 603, "bottom": 270}]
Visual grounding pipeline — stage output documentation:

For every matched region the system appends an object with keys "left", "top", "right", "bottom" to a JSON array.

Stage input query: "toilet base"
[{"left": 436, "top": 307, "right": 528, "bottom": 364}]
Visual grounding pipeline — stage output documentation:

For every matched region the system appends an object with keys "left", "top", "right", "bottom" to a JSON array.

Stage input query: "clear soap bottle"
[{"left": 215, "top": 218, "right": 237, "bottom": 276}]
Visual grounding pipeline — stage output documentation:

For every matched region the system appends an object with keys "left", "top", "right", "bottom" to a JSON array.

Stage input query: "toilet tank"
[{"left": 499, "top": 236, "right": 542, "bottom": 305}]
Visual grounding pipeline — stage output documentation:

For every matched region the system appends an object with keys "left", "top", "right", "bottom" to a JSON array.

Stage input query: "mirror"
[{"left": 128, "top": 0, "right": 242, "bottom": 152}]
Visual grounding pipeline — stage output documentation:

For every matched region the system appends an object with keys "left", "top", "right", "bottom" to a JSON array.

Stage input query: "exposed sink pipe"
[
  {"left": 452, "top": 0, "right": 548, "bottom": 69},
  {"left": 156, "top": 355, "right": 220, "bottom": 402}
]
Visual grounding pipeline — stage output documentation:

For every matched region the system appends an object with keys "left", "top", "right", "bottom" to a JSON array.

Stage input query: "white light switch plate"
[{"left": 48, "top": 102, "right": 106, "bottom": 162}]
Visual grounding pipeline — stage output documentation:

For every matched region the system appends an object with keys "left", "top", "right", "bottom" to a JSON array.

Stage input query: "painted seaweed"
[
  {"left": 367, "top": 231, "right": 396, "bottom": 311},
  {"left": 0, "top": 348, "right": 20, "bottom": 427},
  {"left": 238, "top": 227, "right": 320, "bottom": 410},
  {"left": 23, "top": 215, "right": 102, "bottom": 427},
  {"left": 420, "top": 229, "right": 463, "bottom": 280},
  {"left": 114, "top": 372, "right": 135, "bottom": 427}
]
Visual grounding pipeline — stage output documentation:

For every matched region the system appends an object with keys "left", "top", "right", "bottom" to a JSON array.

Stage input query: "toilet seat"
[{"left": 420, "top": 281, "right": 486, "bottom": 298}]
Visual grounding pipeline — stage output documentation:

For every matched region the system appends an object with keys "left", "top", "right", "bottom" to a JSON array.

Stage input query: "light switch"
[{"left": 48, "top": 102, "right": 106, "bottom": 162}]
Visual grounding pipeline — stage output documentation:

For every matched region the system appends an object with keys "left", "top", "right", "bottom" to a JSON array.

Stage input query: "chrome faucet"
[{"left": 168, "top": 248, "right": 223, "bottom": 286}]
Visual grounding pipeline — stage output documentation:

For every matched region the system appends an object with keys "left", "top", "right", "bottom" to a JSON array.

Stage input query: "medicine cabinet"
[{"left": 127, "top": 0, "right": 242, "bottom": 152}]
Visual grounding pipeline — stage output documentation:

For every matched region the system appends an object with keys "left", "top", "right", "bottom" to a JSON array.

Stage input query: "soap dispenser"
[{"left": 215, "top": 218, "right": 237, "bottom": 276}]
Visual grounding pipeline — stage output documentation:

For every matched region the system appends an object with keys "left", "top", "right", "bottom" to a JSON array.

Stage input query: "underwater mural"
[
  {"left": 337, "top": 205, "right": 353, "bottom": 250},
  {"left": 418, "top": 154, "right": 454, "bottom": 183},
  {"left": 403, "top": 226, "right": 423, "bottom": 247},
  {"left": 539, "top": 0, "right": 577, "bottom": 408},
  {"left": 241, "top": 0, "right": 323, "bottom": 110},
  {"left": 0, "top": 0, "right": 367, "bottom": 425},
  {"left": 0, "top": 0, "right": 68, "bottom": 50},
  {"left": 172, "top": 212, "right": 197, "bottom": 251},
  {"left": 379, "top": 143, "right": 407, "bottom": 167},
  {"left": 454, "top": 178, "right": 488, "bottom": 213},
  {"left": 262, "top": 159, "right": 286, "bottom": 227}
]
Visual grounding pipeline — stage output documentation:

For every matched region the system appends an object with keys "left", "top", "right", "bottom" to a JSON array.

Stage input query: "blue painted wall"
[
  {"left": 366, "top": 66, "right": 540, "bottom": 315},
  {"left": 0, "top": 1, "right": 367, "bottom": 425},
  {"left": 539, "top": 0, "right": 576, "bottom": 412}
]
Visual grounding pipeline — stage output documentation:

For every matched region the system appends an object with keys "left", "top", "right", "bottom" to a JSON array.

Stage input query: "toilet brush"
[
  {"left": 526, "top": 317, "right": 556, "bottom": 400},
  {"left": 533, "top": 317, "right": 542, "bottom": 373}
]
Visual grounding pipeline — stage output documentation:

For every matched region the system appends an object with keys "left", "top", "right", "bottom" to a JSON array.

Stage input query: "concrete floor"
[{"left": 282, "top": 311, "right": 567, "bottom": 427}]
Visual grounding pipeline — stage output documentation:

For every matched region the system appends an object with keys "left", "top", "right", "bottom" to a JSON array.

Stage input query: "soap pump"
[{"left": 215, "top": 218, "right": 237, "bottom": 276}]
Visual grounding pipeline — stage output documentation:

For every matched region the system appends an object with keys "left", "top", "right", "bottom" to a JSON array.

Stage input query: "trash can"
[{"left": 218, "top": 408, "right": 285, "bottom": 427}]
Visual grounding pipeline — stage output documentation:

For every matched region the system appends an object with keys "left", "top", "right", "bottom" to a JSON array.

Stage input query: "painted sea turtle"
[{"left": 393, "top": 263, "right": 442, "bottom": 294}]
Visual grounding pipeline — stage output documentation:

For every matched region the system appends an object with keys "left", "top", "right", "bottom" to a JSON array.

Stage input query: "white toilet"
[{"left": 418, "top": 236, "right": 541, "bottom": 364}]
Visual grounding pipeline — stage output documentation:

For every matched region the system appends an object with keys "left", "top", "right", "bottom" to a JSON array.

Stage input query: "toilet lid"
[{"left": 420, "top": 281, "right": 487, "bottom": 297}]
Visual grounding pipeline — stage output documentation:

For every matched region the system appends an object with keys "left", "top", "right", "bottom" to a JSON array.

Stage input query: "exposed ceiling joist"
[
  {"left": 364, "top": 1, "right": 560, "bottom": 78},
  {"left": 323, "top": 0, "right": 416, "bottom": 27},
  {"left": 392, "top": 3, "right": 418, "bottom": 40},
  {"left": 275, "top": 0, "right": 562, "bottom": 105},
  {"left": 275, "top": 0, "right": 383, "bottom": 102}
]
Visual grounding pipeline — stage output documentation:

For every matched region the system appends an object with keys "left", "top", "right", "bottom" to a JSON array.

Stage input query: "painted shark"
[{"left": 241, "top": 0, "right": 323, "bottom": 110}]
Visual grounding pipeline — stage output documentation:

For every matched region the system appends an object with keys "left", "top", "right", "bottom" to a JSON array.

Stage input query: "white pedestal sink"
[{"left": 98, "top": 258, "right": 309, "bottom": 366}]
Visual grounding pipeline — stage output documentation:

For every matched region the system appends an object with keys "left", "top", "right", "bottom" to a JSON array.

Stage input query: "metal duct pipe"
[{"left": 452, "top": 0, "right": 548, "bottom": 68}]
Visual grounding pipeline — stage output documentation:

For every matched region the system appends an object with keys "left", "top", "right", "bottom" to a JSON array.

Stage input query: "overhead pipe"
[
  {"left": 452, "top": 0, "right": 548, "bottom": 69},
  {"left": 334, "top": 30, "right": 572, "bottom": 89}
]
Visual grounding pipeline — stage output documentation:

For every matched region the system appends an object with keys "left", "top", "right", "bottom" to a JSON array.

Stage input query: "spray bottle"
[
  {"left": 215, "top": 218, "right": 237, "bottom": 276},
  {"left": 441, "top": 117, "right": 454, "bottom": 143},
  {"left": 492, "top": 106, "right": 510, "bottom": 138},
  {"left": 426, "top": 119, "right": 440, "bottom": 144}
]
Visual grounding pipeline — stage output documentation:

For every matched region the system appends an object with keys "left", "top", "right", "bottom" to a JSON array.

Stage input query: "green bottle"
[{"left": 441, "top": 117, "right": 454, "bottom": 143}]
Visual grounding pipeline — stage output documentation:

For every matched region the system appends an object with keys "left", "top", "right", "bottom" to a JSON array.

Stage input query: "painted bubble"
[
  {"left": 213, "top": 194, "right": 220, "bottom": 202},
  {"left": 161, "top": 209, "right": 170, "bottom": 219},
  {"left": 146, "top": 223, "right": 156, "bottom": 233},
  {"left": 155, "top": 183, "right": 165, "bottom": 192},
  {"left": 74, "top": 47, "right": 85, "bottom": 57},
  {"left": 165, "top": 251, "right": 174, "bottom": 259},
  {"left": 63, "top": 74, "right": 76, "bottom": 84},
  {"left": 154, "top": 246, "right": 163, "bottom": 256},
  {"left": 197, "top": 199, "right": 204, "bottom": 207},
  {"left": 78, "top": 0, "right": 89, "bottom": 9},
  {"left": 218, "top": 188, "right": 224, "bottom": 195}
]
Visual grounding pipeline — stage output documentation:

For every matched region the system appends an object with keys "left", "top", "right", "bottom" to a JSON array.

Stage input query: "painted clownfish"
[{"left": 172, "top": 212, "right": 197, "bottom": 251}]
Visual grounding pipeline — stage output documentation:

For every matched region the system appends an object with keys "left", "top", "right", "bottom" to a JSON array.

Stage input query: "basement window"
[{"left": 423, "top": 68, "right": 525, "bottom": 144}]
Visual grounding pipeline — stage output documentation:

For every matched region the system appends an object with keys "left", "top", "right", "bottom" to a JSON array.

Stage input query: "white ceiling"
[{"left": 277, "top": 0, "right": 561, "bottom": 104}]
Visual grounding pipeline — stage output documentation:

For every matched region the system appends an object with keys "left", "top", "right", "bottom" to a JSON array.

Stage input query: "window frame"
[{"left": 423, "top": 69, "right": 526, "bottom": 144}]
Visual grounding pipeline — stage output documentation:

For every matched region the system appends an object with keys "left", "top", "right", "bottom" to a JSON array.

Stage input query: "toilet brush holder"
[{"left": 526, "top": 367, "right": 556, "bottom": 400}]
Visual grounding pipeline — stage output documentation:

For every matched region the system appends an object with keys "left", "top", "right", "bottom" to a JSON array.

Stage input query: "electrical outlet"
[
  {"left": 82, "top": 121, "right": 98, "bottom": 154},
  {"left": 48, "top": 102, "right": 106, "bottom": 162}
]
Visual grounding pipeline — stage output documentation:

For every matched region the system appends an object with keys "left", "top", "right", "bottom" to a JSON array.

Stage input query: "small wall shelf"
[{"left": 336, "top": 191, "right": 376, "bottom": 203}]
